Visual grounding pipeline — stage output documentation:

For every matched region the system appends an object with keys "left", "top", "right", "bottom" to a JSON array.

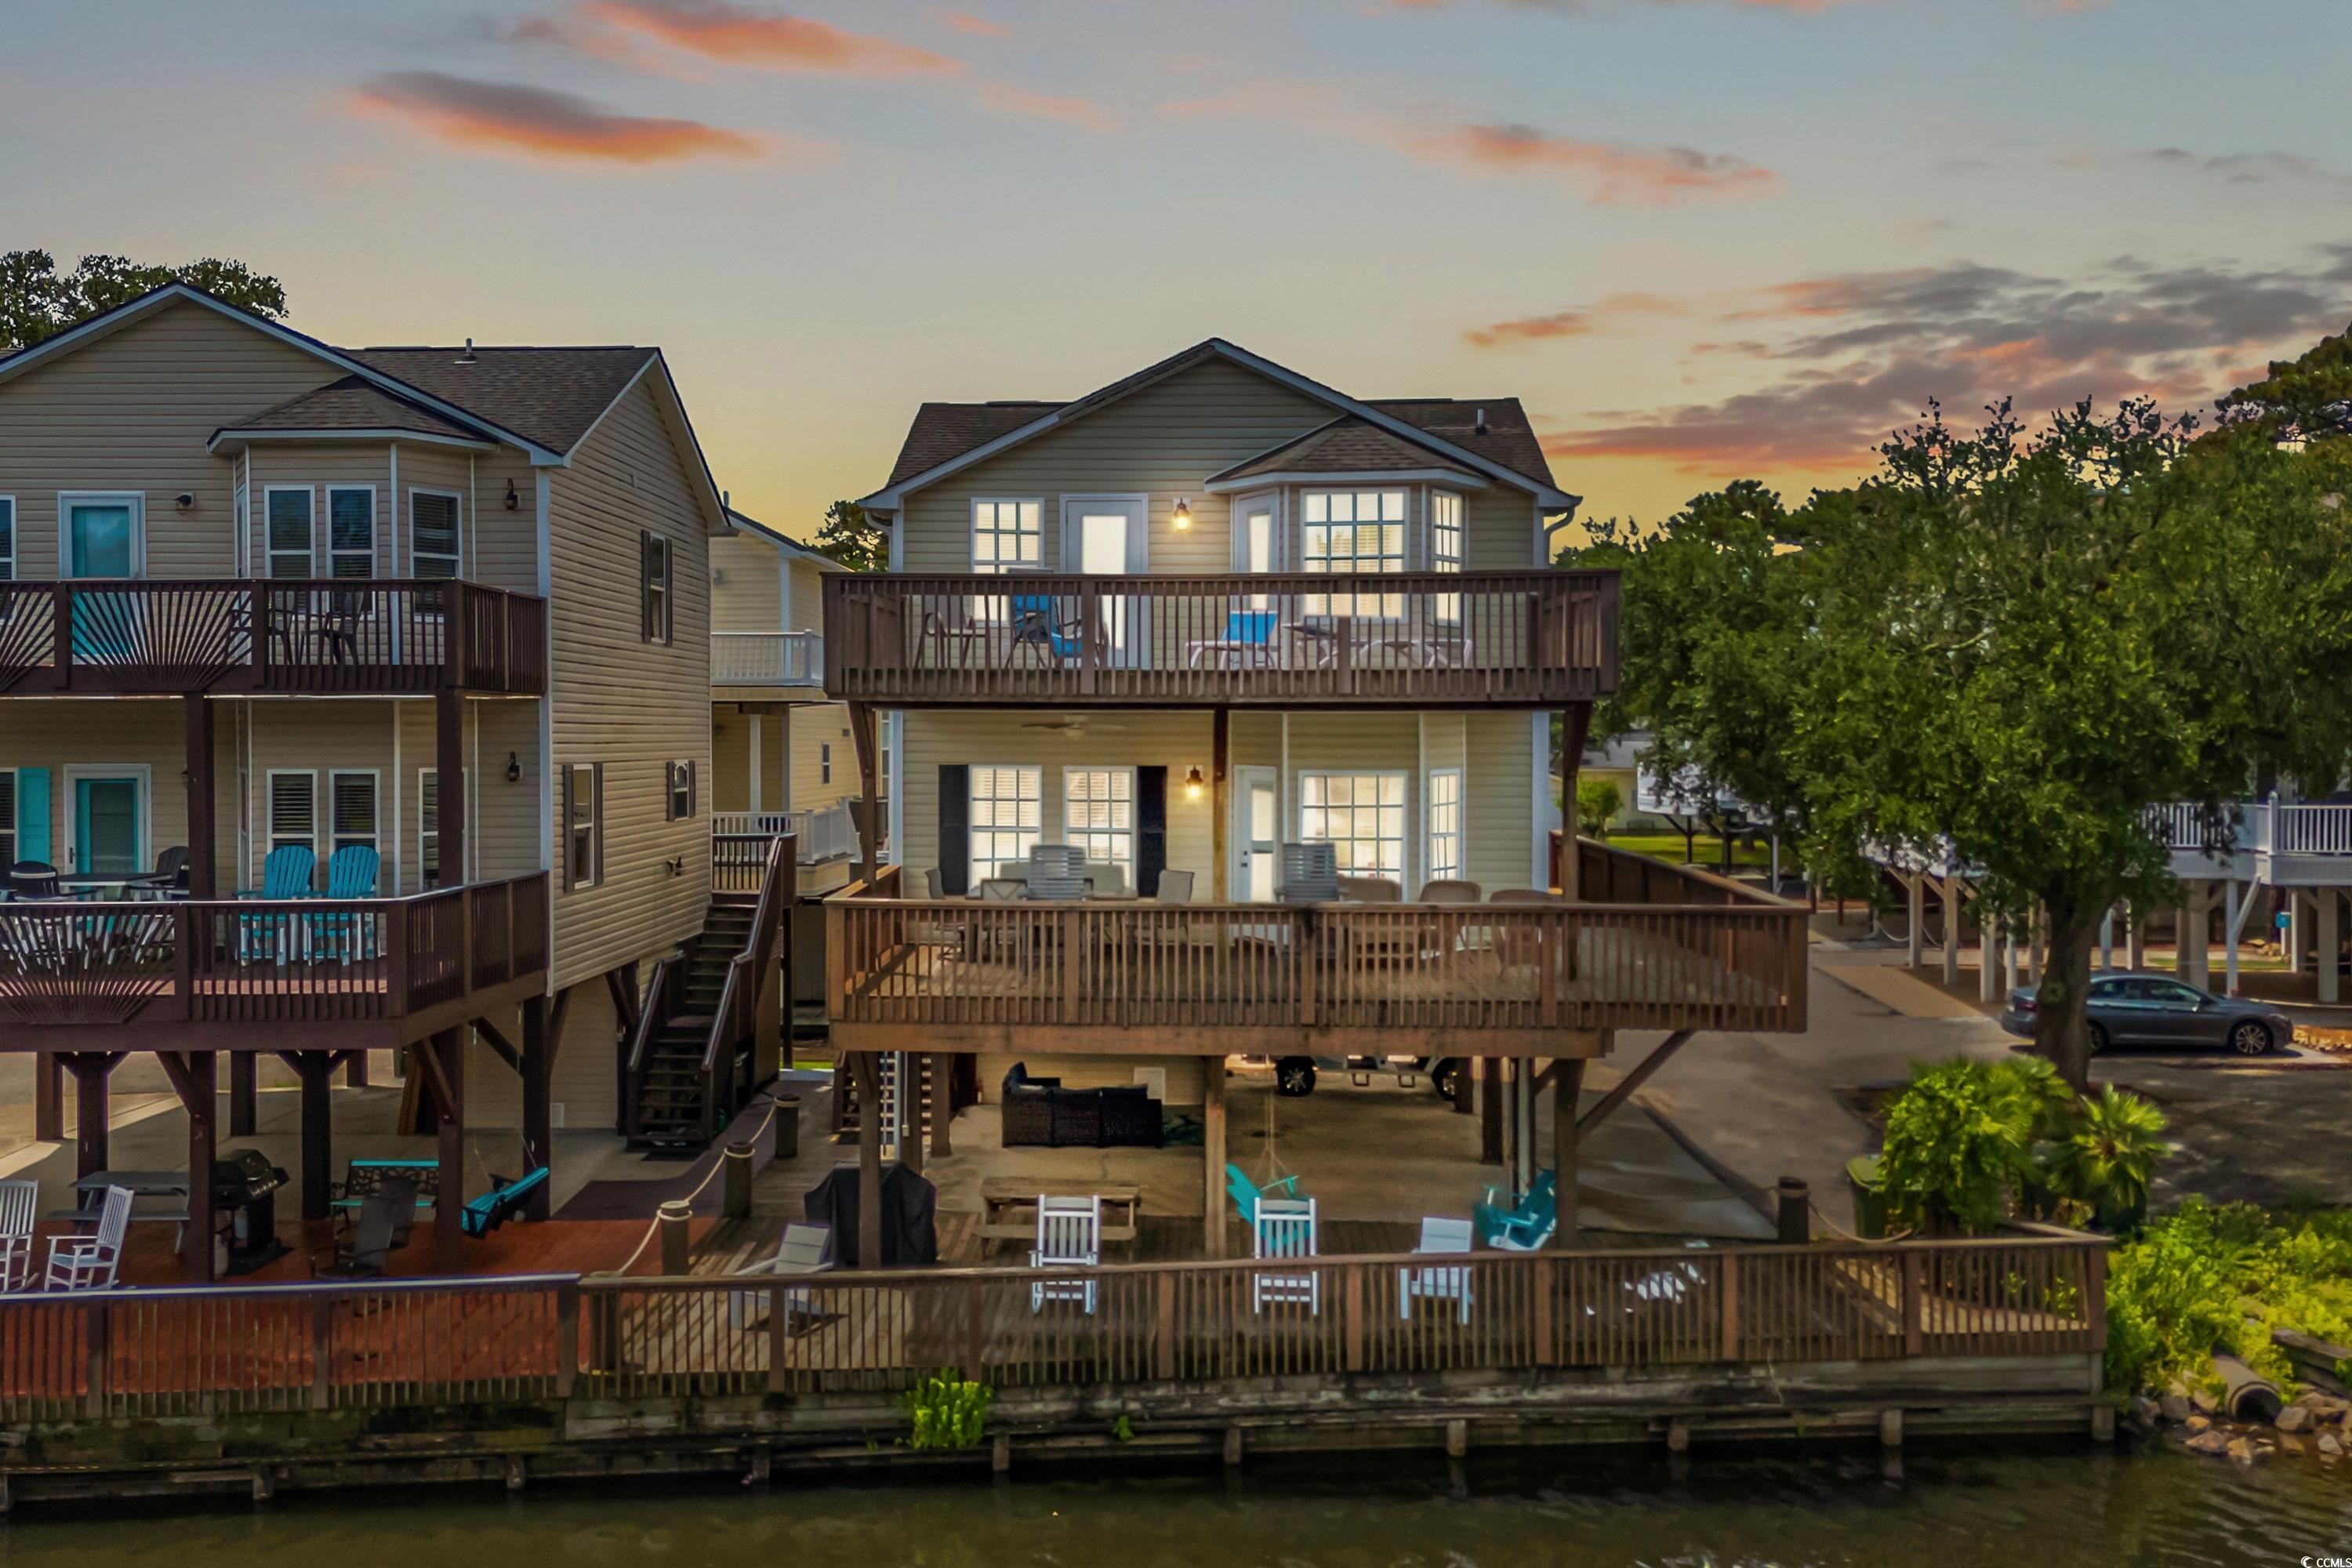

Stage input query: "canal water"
[{"left": 2, "top": 1446, "right": 2347, "bottom": 1566}]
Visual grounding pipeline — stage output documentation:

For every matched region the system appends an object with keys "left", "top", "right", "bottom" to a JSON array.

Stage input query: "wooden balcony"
[
  {"left": 822, "top": 570, "right": 1617, "bottom": 710},
  {"left": 0, "top": 579, "right": 546, "bottom": 697},
  {"left": 0, "top": 873, "right": 550, "bottom": 1051},
  {"left": 711, "top": 630, "right": 823, "bottom": 691},
  {"left": 826, "top": 865, "right": 1804, "bottom": 1056}
]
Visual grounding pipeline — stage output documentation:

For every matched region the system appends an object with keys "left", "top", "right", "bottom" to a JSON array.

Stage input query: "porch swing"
[{"left": 1225, "top": 1081, "right": 1303, "bottom": 1223}]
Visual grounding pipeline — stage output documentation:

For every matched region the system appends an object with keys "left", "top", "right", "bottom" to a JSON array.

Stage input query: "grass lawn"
[{"left": 1597, "top": 830, "right": 1776, "bottom": 870}]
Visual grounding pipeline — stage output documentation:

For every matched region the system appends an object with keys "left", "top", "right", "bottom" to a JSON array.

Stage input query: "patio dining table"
[{"left": 978, "top": 1179, "right": 1143, "bottom": 1247}]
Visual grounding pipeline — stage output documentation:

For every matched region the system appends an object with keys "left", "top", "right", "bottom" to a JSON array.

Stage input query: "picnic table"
[
  {"left": 53, "top": 1170, "right": 191, "bottom": 1234},
  {"left": 978, "top": 1178, "right": 1142, "bottom": 1247}
]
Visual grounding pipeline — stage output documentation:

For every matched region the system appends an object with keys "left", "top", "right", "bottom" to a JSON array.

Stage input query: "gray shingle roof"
[
  {"left": 1367, "top": 398, "right": 1555, "bottom": 491},
  {"left": 220, "top": 376, "right": 486, "bottom": 442},
  {"left": 885, "top": 401, "right": 1061, "bottom": 486},
  {"left": 1210, "top": 417, "right": 1480, "bottom": 484},
  {"left": 347, "top": 346, "right": 657, "bottom": 455}
]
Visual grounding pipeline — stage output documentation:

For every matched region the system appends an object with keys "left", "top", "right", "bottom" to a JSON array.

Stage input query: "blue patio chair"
[
  {"left": 1225, "top": 1163, "right": 1302, "bottom": 1225},
  {"left": 460, "top": 1167, "right": 549, "bottom": 1239},
  {"left": 1007, "top": 593, "right": 1093, "bottom": 664},
  {"left": 309, "top": 845, "right": 382, "bottom": 962},
  {"left": 1474, "top": 1169, "right": 1558, "bottom": 1251},
  {"left": 236, "top": 844, "right": 316, "bottom": 962}
]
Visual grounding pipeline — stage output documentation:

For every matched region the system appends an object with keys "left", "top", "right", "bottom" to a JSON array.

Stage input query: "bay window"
[{"left": 1301, "top": 488, "right": 1406, "bottom": 618}]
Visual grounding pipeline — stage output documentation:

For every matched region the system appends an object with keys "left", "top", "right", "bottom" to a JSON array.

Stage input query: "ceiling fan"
[{"left": 1018, "top": 715, "right": 1128, "bottom": 733}]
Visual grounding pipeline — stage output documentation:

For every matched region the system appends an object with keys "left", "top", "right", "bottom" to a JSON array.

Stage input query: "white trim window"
[
  {"left": 410, "top": 490, "right": 463, "bottom": 580},
  {"left": 59, "top": 492, "right": 146, "bottom": 579},
  {"left": 565, "top": 763, "right": 604, "bottom": 890},
  {"left": 969, "top": 765, "right": 1042, "bottom": 882},
  {"left": 0, "top": 495, "right": 14, "bottom": 582},
  {"left": 971, "top": 499, "right": 1043, "bottom": 575},
  {"left": 1301, "top": 488, "right": 1406, "bottom": 619},
  {"left": 418, "top": 766, "right": 472, "bottom": 889},
  {"left": 264, "top": 486, "right": 315, "bottom": 579},
  {"left": 328, "top": 770, "right": 379, "bottom": 858},
  {"left": 820, "top": 742, "right": 833, "bottom": 785},
  {"left": 1430, "top": 489, "right": 1464, "bottom": 625},
  {"left": 1298, "top": 771, "right": 1406, "bottom": 885},
  {"left": 327, "top": 486, "right": 376, "bottom": 579},
  {"left": 267, "top": 769, "right": 319, "bottom": 867},
  {"left": 1063, "top": 767, "right": 1135, "bottom": 881},
  {"left": 1426, "top": 767, "right": 1465, "bottom": 883}
]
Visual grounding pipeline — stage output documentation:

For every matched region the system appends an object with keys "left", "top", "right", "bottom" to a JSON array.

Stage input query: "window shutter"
[
  {"left": 938, "top": 764, "right": 969, "bottom": 895},
  {"left": 640, "top": 532, "right": 655, "bottom": 641},
  {"left": 1136, "top": 766, "right": 1167, "bottom": 897},
  {"left": 564, "top": 765, "right": 580, "bottom": 884},
  {"left": 592, "top": 764, "right": 604, "bottom": 886},
  {"left": 688, "top": 759, "right": 698, "bottom": 818}
]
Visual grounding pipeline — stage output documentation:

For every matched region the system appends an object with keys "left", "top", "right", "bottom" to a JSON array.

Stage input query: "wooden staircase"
[
  {"left": 830, "top": 1052, "right": 938, "bottom": 1146},
  {"left": 625, "top": 834, "right": 795, "bottom": 1154}
]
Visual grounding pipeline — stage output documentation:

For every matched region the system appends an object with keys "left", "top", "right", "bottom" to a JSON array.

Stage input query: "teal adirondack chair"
[
  {"left": 1225, "top": 1163, "right": 1302, "bottom": 1225},
  {"left": 310, "top": 845, "right": 382, "bottom": 962},
  {"left": 236, "top": 845, "right": 316, "bottom": 962},
  {"left": 1474, "top": 1170, "right": 1558, "bottom": 1251}
]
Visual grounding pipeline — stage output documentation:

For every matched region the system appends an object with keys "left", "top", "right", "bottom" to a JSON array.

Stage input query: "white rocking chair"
[
  {"left": 727, "top": 1221, "right": 835, "bottom": 1330},
  {"left": 1398, "top": 1215, "right": 1476, "bottom": 1323},
  {"left": 1029, "top": 1194, "right": 1102, "bottom": 1313},
  {"left": 0, "top": 1179, "right": 37, "bottom": 1294},
  {"left": 46, "top": 1184, "right": 132, "bottom": 1291},
  {"left": 1251, "top": 1197, "right": 1320, "bottom": 1314}
]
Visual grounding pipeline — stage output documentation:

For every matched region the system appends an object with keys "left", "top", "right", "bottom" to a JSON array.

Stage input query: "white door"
[
  {"left": 1063, "top": 495, "right": 1147, "bottom": 665},
  {"left": 1232, "top": 766, "right": 1278, "bottom": 902}
]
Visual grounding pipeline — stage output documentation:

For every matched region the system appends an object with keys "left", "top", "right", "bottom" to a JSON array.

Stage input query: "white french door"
[
  {"left": 1062, "top": 495, "right": 1147, "bottom": 665},
  {"left": 1232, "top": 766, "right": 1277, "bottom": 903}
]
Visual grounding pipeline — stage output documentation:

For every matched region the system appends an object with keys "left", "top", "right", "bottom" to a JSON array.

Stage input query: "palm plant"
[{"left": 2050, "top": 1084, "right": 2169, "bottom": 1232}]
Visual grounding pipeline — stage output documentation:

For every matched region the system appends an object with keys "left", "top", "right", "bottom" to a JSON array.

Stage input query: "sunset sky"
[{"left": 6, "top": 0, "right": 2349, "bottom": 535}]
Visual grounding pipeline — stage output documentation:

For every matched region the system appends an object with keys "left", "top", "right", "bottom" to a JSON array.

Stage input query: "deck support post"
[
  {"left": 34, "top": 1056, "right": 62, "bottom": 1144},
  {"left": 929, "top": 1052, "right": 953, "bottom": 1157},
  {"left": 1210, "top": 708, "right": 1230, "bottom": 902},
  {"left": 1552, "top": 1057, "right": 1584, "bottom": 1240},
  {"left": 229, "top": 1052, "right": 258, "bottom": 1137},
  {"left": 521, "top": 993, "right": 555, "bottom": 1221},
  {"left": 1577, "top": 1029, "right": 1682, "bottom": 1135},
  {"left": 2321, "top": 890, "right": 2342, "bottom": 1005},
  {"left": 421, "top": 1028, "right": 466, "bottom": 1251},
  {"left": 1904, "top": 874, "right": 1924, "bottom": 969},
  {"left": 67, "top": 1052, "right": 118, "bottom": 1180},
  {"left": 158, "top": 1051, "right": 217, "bottom": 1283},
  {"left": 854, "top": 1051, "right": 883, "bottom": 1269},
  {"left": 434, "top": 689, "right": 467, "bottom": 894},
  {"left": 1202, "top": 1053, "right": 1227, "bottom": 1259},
  {"left": 183, "top": 695, "right": 217, "bottom": 899},
  {"left": 290, "top": 1053, "right": 336, "bottom": 1223},
  {"left": 1941, "top": 877, "right": 1963, "bottom": 989},
  {"left": 1450, "top": 1053, "right": 1473, "bottom": 1116},
  {"left": 1478, "top": 1056, "right": 1503, "bottom": 1165},
  {"left": 848, "top": 702, "right": 881, "bottom": 886},
  {"left": 2125, "top": 901, "right": 2146, "bottom": 969}
]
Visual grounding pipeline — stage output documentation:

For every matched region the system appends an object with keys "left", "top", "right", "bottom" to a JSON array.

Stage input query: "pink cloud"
[
  {"left": 581, "top": 0, "right": 961, "bottom": 74},
  {"left": 351, "top": 71, "right": 771, "bottom": 164},
  {"left": 1466, "top": 292, "right": 1684, "bottom": 347},
  {"left": 975, "top": 82, "right": 1114, "bottom": 131},
  {"left": 1409, "top": 123, "right": 1775, "bottom": 205},
  {"left": 938, "top": 9, "right": 1011, "bottom": 36}
]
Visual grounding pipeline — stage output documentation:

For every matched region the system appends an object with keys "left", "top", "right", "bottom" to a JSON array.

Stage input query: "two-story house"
[
  {"left": 707, "top": 507, "right": 860, "bottom": 890},
  {"left": 816, "top": 340, "right": 1806, "bottom": 1265},
  {"left": 0, "top": 284, "right": 789, "bottom": 1276}
]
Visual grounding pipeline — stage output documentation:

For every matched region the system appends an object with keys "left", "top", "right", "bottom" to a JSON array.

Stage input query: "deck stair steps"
[
  {"left": 831, "top": 1052, "right": 936, "bottom": 1152},
  {"left": 631, "top": 903, "right": 759, "bottom": 1153}
]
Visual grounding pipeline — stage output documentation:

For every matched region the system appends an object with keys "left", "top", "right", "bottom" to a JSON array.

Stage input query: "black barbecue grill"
[{"left": 214, "top": 1149, "right": 288, "bottom": 1274}]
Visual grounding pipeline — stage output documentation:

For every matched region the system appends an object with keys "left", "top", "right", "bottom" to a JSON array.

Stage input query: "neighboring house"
[
  {"left": 0, "top": 285, "right": 783, "bottom": 1272},
  {"left": 817, "top": 339, "right": 1806, "bottom": 1258},
  {"left": 707, "top": 506, "right": 861, "bottom": 887}
]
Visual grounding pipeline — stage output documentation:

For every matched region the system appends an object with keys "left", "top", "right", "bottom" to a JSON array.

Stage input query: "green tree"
[
  {"left": 2, "top": 249, "right": 287, "bottom": 351},
  {"left": 1574, "top": 778, "right": 1622, "bottom": 838},
  {"left": 813, "top": 499, "right": 886, "bottom": 572},
  {"left": 1589, "top": 383, "right": 2352, "bottom": 1091}
]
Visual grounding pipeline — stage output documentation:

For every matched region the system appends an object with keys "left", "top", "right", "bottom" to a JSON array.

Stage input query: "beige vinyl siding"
[
  {"left": 1461, "top": 486, "right": 1541, "bottom": 571},
  {"left": 244, "top": 445, "right": 394, "bottom": 576},
  {"left": 546, "top": 376, "right": 713, "bottom": 990},
  {"left": 0, "top": 298, "right": 347, "bottom": 577},
  {"left": 709, "top": 532, "right": 782, "bottom": 633},
  {"left": 1464, "top": 710, "right": 1540, "bottom": 892},
  {"left": 0, "top": 700, "right": 216, "bottom": 879},
  {"left": 786, "top": 554, "right": 826, "bottom": 633},
  {"left": 898, "top": 359, "right": 1334, "bottom": 575},
  {"left": 789, "top": 701, "right": 855, "bottom": 813}
]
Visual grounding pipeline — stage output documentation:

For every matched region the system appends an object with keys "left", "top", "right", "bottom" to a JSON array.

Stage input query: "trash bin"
[{"left": 1846, "top": 1154, "right": 1887, "bottom": 1240}]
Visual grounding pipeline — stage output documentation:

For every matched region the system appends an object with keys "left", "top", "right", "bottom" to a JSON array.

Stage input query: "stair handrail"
[
  {"left": 698, "top": 833, "right": 794, "bottom": 1142},
  {"left": 622, "top": 952, "right": 683, "bottom": 1142}
]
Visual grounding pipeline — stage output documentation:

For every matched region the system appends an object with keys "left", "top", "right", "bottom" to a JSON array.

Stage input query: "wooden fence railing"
[
  {"left": 823, "top": 570, "right": 1617, "bottom": 708},
  {"left": 826, "top": 894, "right": 1808, "bottom": 1037},
  {"left": 0, "top": 1235, "right": 2103, "bottom": 1421},
  {"left": 0, "top": 579, "right": 546, "bottom": 696},
  {"left": 0, "top": 873, "right": 550, "bottom": 1030},
  {"left": 697, "top": 833, "right": 794, "bottom": 1142}
]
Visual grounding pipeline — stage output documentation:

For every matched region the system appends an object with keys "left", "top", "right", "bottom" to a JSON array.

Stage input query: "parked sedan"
[{"left": 1999, "top": 972, "right": 2292, "bottom": 1056}]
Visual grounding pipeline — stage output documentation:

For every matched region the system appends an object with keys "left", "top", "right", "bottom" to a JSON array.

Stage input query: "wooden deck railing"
[
  {"left": 698, "top": 834, "right": 794, "bottom": 1142},
  {"left": 0, "top": 873, "right": 550, "bottom": 1036},
  {"left": 0, "top": 1234, "right": 2103, "bottom": 1421},
  {"left": 823, "top": 570, "right": 1618, "bottom": 709},
  {"left": 826, "top": 893, "right": 1807, "bottom": 1043},
  {"left": 0, "top": 579, "right": 546, "bottom": 696},
  {"left": 1566, "top": 834, "right": 1795, "bottom": 909},
  {"left": 711, "top": 630, "right": 823, "bottom": 688}
]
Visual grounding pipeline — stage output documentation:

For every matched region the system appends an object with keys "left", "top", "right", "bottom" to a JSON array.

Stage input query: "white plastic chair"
[
  {"left": 1251, "top": 1197, "right": 1320, "bottom": 1314},
  {"left": 46, "top": 1185, "right": 132, "bottom": 1291},
  {"left": 727, "top": 1221, "right": 835, "bottom": 1330},
  {"left": 1398, "top": 1215, "right": 1476, "bottom": 1323},
  {"left": 0, "top": 1179, "right": 37, "bottom": 1293},
  {"left": 1029, "top": 1195, "right": 1102, "bottom": 1313}
]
